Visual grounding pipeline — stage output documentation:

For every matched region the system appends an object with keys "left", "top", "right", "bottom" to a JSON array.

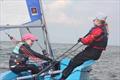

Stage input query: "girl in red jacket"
[{"left": 60, "top": 16, "right": 108, "bottom": 80}]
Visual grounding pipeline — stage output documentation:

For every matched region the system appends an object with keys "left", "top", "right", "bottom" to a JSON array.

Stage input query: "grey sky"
[
  {"left": 43, "top": 0, "right": 120, "bottom": 46},
  {"left": 0, "top": 0, "right": 120, "bottom": 46}
]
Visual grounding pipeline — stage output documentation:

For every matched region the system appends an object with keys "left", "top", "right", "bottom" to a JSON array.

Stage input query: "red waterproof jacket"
[{"left": 81, "top": 24, "right": 108, "bottom": 50}]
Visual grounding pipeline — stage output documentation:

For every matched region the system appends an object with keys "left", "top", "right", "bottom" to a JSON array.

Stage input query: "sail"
[
  {"left": 0, "top": 0, "right": 54, "bottom": 59},
  {"left": 0, "top": 0, "right": 42, "bottom": 27},
  {"left": 26, "top": 0, "right": 42, "bottom": 22}
]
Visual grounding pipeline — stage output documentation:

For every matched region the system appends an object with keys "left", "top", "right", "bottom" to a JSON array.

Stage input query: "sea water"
[{"left": 0, "top": 41, "right": 120, "bottom": 80}]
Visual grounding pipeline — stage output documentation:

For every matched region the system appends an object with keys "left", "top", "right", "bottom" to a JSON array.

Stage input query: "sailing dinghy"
[{"left": 0, "top": 0, "right": 95, "bottom": 80}]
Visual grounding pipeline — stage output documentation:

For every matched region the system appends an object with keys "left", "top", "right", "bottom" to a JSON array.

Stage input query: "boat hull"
[{"left": 0, "top": 58, "right": 95, "bottom": 80}]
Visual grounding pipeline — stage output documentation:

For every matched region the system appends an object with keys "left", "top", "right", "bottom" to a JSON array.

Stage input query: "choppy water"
[{"left": 0, "top": 41, "right": 120, "bottom": 80}]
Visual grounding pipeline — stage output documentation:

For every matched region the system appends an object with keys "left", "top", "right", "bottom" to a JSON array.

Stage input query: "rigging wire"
[
  {"left": 60, "top": 44, "right": 84, "bottom": 59},
  {"left": 26, "top": 27, "right": 43, "bottom": 50},
  {"left": 39, "top": 0, "right": 54, "bottom": 60},
  {"left": 4, "top": 31, "right": 18, "bottom": 44},
  {"left": 35, "top": 43, "right": 84, "bottom": 77},
  {"left": 16, "top": 42, "right": 84, "bottom": 80},
  {"left": 26, "top": 27, "right": 49, "bottom": 56}
]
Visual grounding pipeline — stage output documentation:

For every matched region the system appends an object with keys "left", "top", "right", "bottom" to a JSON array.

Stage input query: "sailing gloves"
[
  {"left": 78, "top": 38, "right": 82, "bottom": 43},
  {"left": 42, "top": 49, "right": 48, "bottom": 56}
]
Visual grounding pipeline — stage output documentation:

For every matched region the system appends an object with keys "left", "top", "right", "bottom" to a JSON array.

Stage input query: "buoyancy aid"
[
  {"left": 9, "top": 42, "right": 28, "bottom": 68},
  {"left": 89, "top": 26, "right": 108, "bottom": 50},
  {"left": 81, "top": 24, "right": 108, "bottom": 50}
]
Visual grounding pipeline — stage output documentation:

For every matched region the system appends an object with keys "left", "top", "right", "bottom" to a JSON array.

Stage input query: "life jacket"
[
  {"left": 13, "top": 42, "right": 25, "bottom": 54},
  {"left": 89, "top": 25, "right": 108, "bottom": 50},
  {"left": 9, "top": 42, "right": 28, "bottom": 68}
]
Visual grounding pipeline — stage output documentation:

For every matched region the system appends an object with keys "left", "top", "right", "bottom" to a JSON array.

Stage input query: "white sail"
[
  {"left": 0, "top": 0, "right": 29, "bottom": 25},
  {"left": 0, "top": 0, "right": 42, "bottom": 26}
]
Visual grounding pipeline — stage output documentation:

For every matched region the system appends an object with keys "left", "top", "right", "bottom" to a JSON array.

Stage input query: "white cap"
[{"left": 96, "top": 13, "right": 107, "bottom": 21}]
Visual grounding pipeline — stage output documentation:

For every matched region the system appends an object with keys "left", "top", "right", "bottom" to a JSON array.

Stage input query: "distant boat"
[{"left": 0, "top": 0, "right": 95, "bottom": 80}]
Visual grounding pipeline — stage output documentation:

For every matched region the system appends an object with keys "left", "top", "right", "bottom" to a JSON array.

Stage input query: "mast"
[{"left": 39, "top": 0, "right": 54, "bottom": 60}]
